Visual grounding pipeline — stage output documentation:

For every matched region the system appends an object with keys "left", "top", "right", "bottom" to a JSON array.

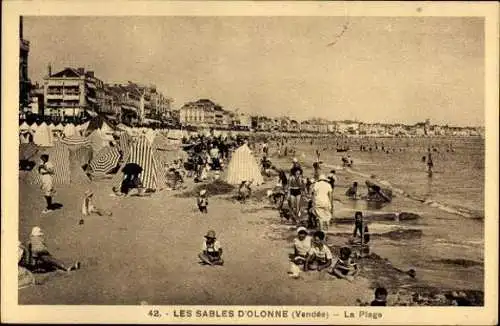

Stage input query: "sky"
[{"left": 23, "top": 16, "right": 484, "bottom": 126}]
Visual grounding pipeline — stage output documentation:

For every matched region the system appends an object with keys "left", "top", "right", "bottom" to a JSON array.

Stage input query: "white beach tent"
[
  {"left": 224, "top": 143, "right": 264, "bottom": 185},
  {"left": 19, "top": 122, "right": 30, "bottom": 132},
  {"left": 33, "top": 122, "right": 53, "bottom": 147},
  {"left": 29, "top": 122, "right": 38, "bottom": 133},
  {"left": 63, "top": 123, "right": 77, "bottom": 137}
]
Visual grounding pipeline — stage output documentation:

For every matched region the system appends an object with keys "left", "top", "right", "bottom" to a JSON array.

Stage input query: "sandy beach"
[{"left": 18, "top": 142, "right": 483, "bottom": 306}]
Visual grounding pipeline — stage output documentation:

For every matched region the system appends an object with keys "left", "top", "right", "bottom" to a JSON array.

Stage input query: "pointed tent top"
[
  {"left": 20, "top": 122, "right": 30, "bottom": 131},
  {"left": 29, "top": 122, "right": 39, "bottom": 131}
]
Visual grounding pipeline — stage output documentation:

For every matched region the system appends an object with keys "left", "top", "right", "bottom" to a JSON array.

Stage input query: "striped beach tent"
[
  {"left": 69, "top": 149, "right": 91, "bottom": 184},
  {"left": 60, "top": 134, "right": 91, "bottom": 151},
  {"left": 19, "top": 142, "right": 39, "bottom": 161},
  {"left": 28, "top": 141, "right": 71, "bottom": 185},
  {"left": 88, "top": 129, "right": 110, "bottom": 154},
  {"left": 111, "top": 136, "right": 168, "bottom": 192},
  {"left": 224, "top": 143, "right": 264, "bottom": 185},
  {"left": 89, "top": 146, "right": 120, "bottom": 175}
]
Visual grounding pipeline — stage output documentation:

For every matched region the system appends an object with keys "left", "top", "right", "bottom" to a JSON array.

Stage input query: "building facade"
[
  {"left": 19, "top": 17, "right": 31, "bottom": 111},
  {"left": 180, "top": 99, "right": 225, "bottom": 128},
  {"left": 43, "top": 67, "right": 103, "bottom": 120}
]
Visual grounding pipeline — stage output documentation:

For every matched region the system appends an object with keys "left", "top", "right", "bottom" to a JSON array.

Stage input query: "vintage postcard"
[{"left": 2, "top": 1, "right": 498, "bottom": 324}]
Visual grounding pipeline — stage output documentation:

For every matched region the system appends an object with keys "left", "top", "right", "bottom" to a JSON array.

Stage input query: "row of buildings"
[
  {"left": 19, "top": 19, "right": 483, "bottom": 137},
  {"left": 26, "top": 66, "right": 174, "bottom": 125}
]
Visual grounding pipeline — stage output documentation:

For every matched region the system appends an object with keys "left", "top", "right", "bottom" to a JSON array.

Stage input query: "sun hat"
[
  {"left": 200, "top": 189, "right": 207, "bottom": 196},
  {"left": 292, "top": 157, "right": 298, "bottom": 163},
  {"left": 297, "top": 226, "right": 308, "bottom": 234},
  {"left": 318, "top": 174, "right": 328, "bottom": 181},
  {"left": 31, "top": 226, "right": 44, "bottom": 237},
  {"left": 85, "top": 190, "right": 93, "bottom": 197},
  {"left": 205, "top": 230, "right": 216, "bottom": 239}
]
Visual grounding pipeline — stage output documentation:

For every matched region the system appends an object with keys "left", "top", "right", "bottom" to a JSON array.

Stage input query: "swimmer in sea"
[{"left": 427, "top": 152, "right": 434, "bottom": 176}]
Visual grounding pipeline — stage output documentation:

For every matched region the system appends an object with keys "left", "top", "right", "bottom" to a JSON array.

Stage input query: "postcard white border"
[{"left": 2, "top": 1, "right": 498, "bottom": 324}]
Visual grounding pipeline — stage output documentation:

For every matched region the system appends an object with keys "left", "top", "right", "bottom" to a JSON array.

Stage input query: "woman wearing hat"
[
  {"left": 198, "top": 230, "right": 224, "bottom": 266},
  {"left": 311, "top": 174, "right": 334, "bottom": 232},
  {"left": 28, "top": 226, "right": 80, "bottom": 272}
]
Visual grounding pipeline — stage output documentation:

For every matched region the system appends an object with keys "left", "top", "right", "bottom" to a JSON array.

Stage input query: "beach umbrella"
[{"left": 89, "top": 146, "right": 120, "bottom": 174}]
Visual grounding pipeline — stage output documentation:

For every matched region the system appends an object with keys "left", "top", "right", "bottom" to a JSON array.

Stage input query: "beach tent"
[
  {"left": 60, "top": 134, "right": 91, "bottom": 150},
  {"left": 19, "top": 122, "right": 30, "bottom": 132},
  {"left": 28, "top": 141, "right": 71, "bottom": 185},
  {"left": 224, "top": 143, "right": 264, "bottom": 185},
  {"left": 85, "top": 115, "right": 116, "bottom": 136},
  {"left": 29, "top": 122, "right": 38, "bottom": 133},
  {"left": 19, "top": 142, "right": 39, "bottom": 161},
  {"left": 88, "top": 129, "right": 112, "bottom": 154},
  {"left": 68, "top": 149, "right": 91, "bottom": 184},
  {"left": 53, "top": 123, "right": 64, "bottom": 131},
  {"left": 111, "top": 136, "right": 168, "bottom": 192},
  {"left": 33, "top": 122, "right": 53, "bottom": 147},
  {"left": 63, "top": 123, "right": 77, "bottom": 137}
]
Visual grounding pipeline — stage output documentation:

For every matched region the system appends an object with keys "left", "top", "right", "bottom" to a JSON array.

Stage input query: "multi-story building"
[
  {"left": 19, "top": 17, "right": 31, "bottom": 111},
  {"left": 231, "top": 112, "right": 252, "bottom": 130},
  {"left": 180, "top": 99, "right": 225, "bottom": 128},
  {"left": 29, "top": 83, "right": 44, "bottom": 116},
  {"left": 43, "top": 67, "right": 103, "bottom": 120}
]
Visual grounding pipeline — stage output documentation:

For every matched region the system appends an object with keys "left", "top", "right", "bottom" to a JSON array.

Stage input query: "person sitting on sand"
[
  {"left": 238, "top": 180, "right": 253, "bottom": 203},
  {"left": 197, "top": 189, "right": 208, "bottom": 214},
  {"left": 198, "top": 230, "right": 224, "bottom": 266},
  {"left": 345, "top": 182, "right": 359, "bottom": 199},
  {"left": 80, "top": 190, "right": 112, "bottom": 225},
  {"left": 292, "top": 227, "right": 312, "bottom": 266},
  {"left": 371, "top": 287, "right": 388, "bottom": 306},
  {"left": 304, "top": 231, "right": 333, "bottom": 272},
  {"left": 330, "top": 246, "right": 359, "bottom": 281},
  {"left": 28, "top": 226, "right": 80, "bottom": 273}
]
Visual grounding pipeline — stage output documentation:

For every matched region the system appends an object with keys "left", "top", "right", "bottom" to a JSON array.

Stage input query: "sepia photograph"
[{"left": 2, "top": 1, "right": 498, "bottom": 324}]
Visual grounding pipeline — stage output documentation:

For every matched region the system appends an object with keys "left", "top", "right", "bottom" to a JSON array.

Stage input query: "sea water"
[{"left": 290, "top": 136, "right": 485, "bottom": 291}]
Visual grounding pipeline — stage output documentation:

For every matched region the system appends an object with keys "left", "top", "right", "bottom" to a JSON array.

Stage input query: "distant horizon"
[{"left": 24, "top": 16, "right": 485, "bottom": 127}]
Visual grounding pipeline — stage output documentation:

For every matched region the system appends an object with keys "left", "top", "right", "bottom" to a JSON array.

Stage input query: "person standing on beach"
[
  {"left": 39, "top": 154, "right": 56, "bottom": 214},
  {"left": 312, "top": 174, "right": 333, "bottom": 232},
  {"left": 288, "top": 167, "right": 303, "bottom": 221},
  {"left": 427, "top": 151, "right": 434, "bottom": 176}
]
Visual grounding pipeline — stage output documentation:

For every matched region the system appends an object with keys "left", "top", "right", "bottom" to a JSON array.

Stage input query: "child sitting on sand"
[
  {"left": 197, "top": 189, "right": 208, "bottom": 213},
  {"left": 330, "top": 246, "right": 359, "bottom": 281},
  {"left": 292, "top": 227, "right": 312, "bottom": 266},
  {"left": 80, "top": 190, "right": 112, "bottom": 225},
  {"left": 237, "top": 180, "right": 253, "bottom": 203},
  {"left": 198, "top": 230, "right": 224, "bottom": 266},
  {"left": 304, "top": 231, "right": 333, "bottom": 272},
  {"left": 28, "top": 226, "right": 80, "bottom": 273},
  {"left": 370, "top": 287, "right": 388, "bottom": 306}
]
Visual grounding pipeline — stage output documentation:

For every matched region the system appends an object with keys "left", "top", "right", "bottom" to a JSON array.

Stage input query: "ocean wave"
[{"left": 326, "top": 164, "right": 483, "bottom": 220}]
